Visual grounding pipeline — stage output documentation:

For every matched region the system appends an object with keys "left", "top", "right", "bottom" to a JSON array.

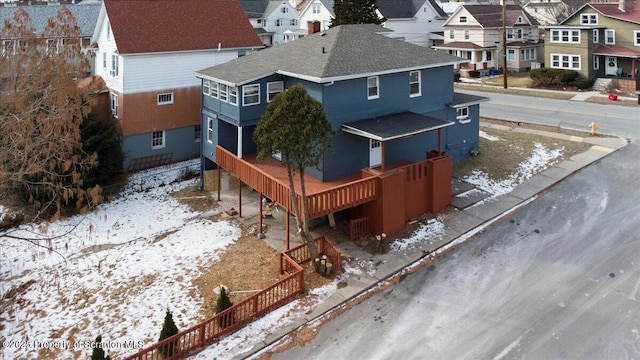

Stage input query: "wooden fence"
[
  {"left": 283, "top": 235, "right": 342, "bottom": 274},
  {"left": 122, "top": 254, "right": 304, "bottom": 360},
  {"left": 349, "top": 217, "right": 370, "bottom": 240}
]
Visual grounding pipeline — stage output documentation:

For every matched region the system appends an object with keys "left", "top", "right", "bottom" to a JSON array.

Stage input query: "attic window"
[
  {"left": 281, "top": 6, "right": 288, "bottom": 13},
  {"left": 517, "top": 16, "right": 523, "bottom": 23},
  {"left": 460, "top": 16, "right": 467, "bottom": 23}
]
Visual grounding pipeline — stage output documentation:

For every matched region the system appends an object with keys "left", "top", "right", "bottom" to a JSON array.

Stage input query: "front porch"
[{"left": 213, "top": 146, "right": 453, "bottom": 244}]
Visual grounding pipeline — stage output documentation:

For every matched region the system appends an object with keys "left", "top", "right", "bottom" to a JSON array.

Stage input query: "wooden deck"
[{"left": 216, "top": 146, "right": 377, "bottom": 219}]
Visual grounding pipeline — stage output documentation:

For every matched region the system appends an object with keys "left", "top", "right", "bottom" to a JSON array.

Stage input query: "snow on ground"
[
  {"left": 0, "top": 141, "right": 565, "bottom": 359},
  {"left": 0, "top": 160, "right": 243, "bottom": 359},
  {"left": 479, "top": 130, "right": 501, "bottom": 142},
  {"left": 390, "top": 218, "right": 446, "bottom": 253},
  {"left": 463, "top": 143, "right": 563, "bottom": 198}
]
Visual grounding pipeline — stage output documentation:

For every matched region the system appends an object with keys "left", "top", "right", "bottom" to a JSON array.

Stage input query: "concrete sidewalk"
[{"left": 212, "top": 124, "right": 628, "bottom": 359}]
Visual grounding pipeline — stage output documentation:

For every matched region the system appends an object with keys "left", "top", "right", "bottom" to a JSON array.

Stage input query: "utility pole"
[{"left": 502, "top": 0, "right": 508, "bottom": 89}]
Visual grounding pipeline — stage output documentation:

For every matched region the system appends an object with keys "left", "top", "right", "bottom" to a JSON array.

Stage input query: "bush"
[
  {"left": 569, "top": 77, "right": 594, "bottom": 89},
  {"left": 91, "top": 335, "right": 110, "bottom": 360},
  {"left": 215, "top": 286, "right": 234, "bottom": 328},
  {"left": 158, "top": 309, "right": 180, "bottom": 358},
  {"left": 530, "top": 68, "right": 580, "bottom": 88}
]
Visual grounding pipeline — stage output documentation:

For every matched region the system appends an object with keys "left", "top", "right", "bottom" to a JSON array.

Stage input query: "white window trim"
[
  {"left": 267, "top": 81, "right": 284, "bottom": 102},
  {"left": 580, "top": 13, "right": 598, "bottom": 25},
  {"left": 229, "top": 86, "right": 238, "bottom": 106},
  {"left": 111, "top": 54, "right": 119, "bottom": 77},
  {"left": 449, "top": 29, "right": 454, "bottom": 39},
  {"left": 605, "top": 29, "right": 615, "bottom": 45},
  {"left": 634, "top": 30, "right": 640, "bottom": 46},
  {"left": 459, "top": 16, "right": 467, "bottom": 23},
  {"left": 464, "top": 29, "right": 470, "bottom": 40},
  {"left": 550, "top": 53, "right": 581, "bottom": 70},
  {"left": 593, "top": 55, "right": 599, "bottom": 70},
  {"left": 507, "top": 49, "right": 516, "bottom": 61},
  {"left": 456, "top": 106, "right": 470, "bottom": 124},
  {"left": 102, "top": 52, "right": 107, "bottom": 68},
  {"left": 593, "top": 29, "right": 599, "bottom": 44},
  {"left": 211, "top": 81, "right": 219, "bottom": 99},
  {"left": 110, "top": 93, "right": 118, "bottom": 118},
  {"left": 409, "top": 70, "right": 421, "bottom": 98},
  {"left": 220, "top": 84, "right": 228, "bottom": 102},
  {"left": 367, "top": 76, "right": 379, "bottom": 100},
  {"left": 152, "top": 130, "right": 165, "bottom": 149},
  {"left": 207, "top": 117, "right": 214, "bottom": 143},
  {"left": 203, "top": 79, "right": 210, "bottom": 96},
  {"left": 242, "top": 84, "right": 260, "bottom": 106},
  {"left": 550, "top": 29, "right": 580, "bottom": 44},
  {"left": 157, "top": 93, "right": 174, "bottom": 105}
]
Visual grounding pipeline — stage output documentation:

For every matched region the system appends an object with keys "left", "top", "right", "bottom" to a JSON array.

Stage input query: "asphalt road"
[
  {"left": 457, "top": 89, "right": 640, "bottom": 141},
  {"left": 271, "top": 133, "right": 640, "bottom": 357}
]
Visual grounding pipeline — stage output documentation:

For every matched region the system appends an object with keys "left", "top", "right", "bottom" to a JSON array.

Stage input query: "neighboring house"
[
  {"left": 0, "top": 2, "right": 100, "bottom": 72},
  {"left": 239, "top": 0, "right": 303, "bottom": 46},
  {"left": 544, "top": 0, "right": 639, "bottom": 92},
  {"left": 297, "top": 0, "right": 334, "bottom": 33},
  {"left": 195, "top": 24, "right": 487, "bottom": 237},
  {"left": 434, "top": 4, "right": 544, "bottom": 75},
  {"left": 523, "top": 0, "right": 572, "bottom": 25},
  {"left": 377, "top": 0, "right": 449, "bottom": 48},
  {"left": 91, "top": 0, "right": 263, "bottom": 171}
]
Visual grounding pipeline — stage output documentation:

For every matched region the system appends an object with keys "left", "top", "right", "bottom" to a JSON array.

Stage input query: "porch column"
[
  {"left": 237, "top": 126, "right": 243, "bottom": 159},
  {"left": 633, "top": 59, "right": 637, "bottom": 80},
  {"left": 438, "top": 129, "right": 442, "bottom": 154}
]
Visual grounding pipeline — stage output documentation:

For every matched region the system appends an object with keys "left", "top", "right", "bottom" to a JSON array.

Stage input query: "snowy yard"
[{"left": 0, "top": 135, "right": 567, "bottom": 359}]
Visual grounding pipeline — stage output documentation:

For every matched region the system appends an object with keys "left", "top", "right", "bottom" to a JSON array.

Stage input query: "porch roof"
[
  {"left": 342, "top": 112, "right": 454, "bottom": 142},
  {"left": 593, "top": 45, "right": 640, "bottom": 59},
  {"left": 433, "top": 42, "right": 489, "bottom": 51}
]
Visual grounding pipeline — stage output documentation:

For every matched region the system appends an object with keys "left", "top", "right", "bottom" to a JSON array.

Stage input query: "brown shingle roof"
[
  {"left": 463, "top": 5, "right": 539, "bottom": 28},
  {"left": 105, "top": 0, "right": 263, "bottom": 54},
  {"left": 590, "top": 0, "right": 640, "bottom": 24}
]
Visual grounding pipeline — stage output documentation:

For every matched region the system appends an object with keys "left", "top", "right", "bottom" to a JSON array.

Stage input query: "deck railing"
[
  {"left": 216, "top": 146, "right": 377, "bottom": 220},
  {"left": 122, "top": 254, "right": 304, "bottom": 360},
  {"left": 283, "top": 235, "right": 342, "bottom": 274}
]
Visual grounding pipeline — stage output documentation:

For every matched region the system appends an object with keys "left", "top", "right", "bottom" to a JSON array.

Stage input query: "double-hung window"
[
  {"left": 203, "top": 80, "right": 210, "bottom": 96},
  {"left": 605, "top": 29, "right": 615, "bottom": 44},
  {"left": 593, "top": 29, "right": 599, "bottom": 43},
  {"left": 267, "top": 81, "right": 283, "bottom": 102},
  {"left": 152, "top": 131, "right": 165, "bottom": 149},
  {"left": 635, "top": 30, "right": 640, "bottom": 46},
  {"left": 243, "top": 84, "right": 260, "bottom": 106},
  {"left": 507, "top": 49, "right": 515, "bottom": 61},
  {"left": 367, "top": 76, "right": 379, "bottom": 100},
  {"left": 111, "top": 54, "right": 119, "bottom": 76},
  {"left": 211, "top": 81, "right": 219, "bottom": 98},
  {"left": 207, "top": 117, "right": 214, "bottom": 143},
  {"left": 219, "top": 84, "right": 228, "bottom": 102},
  {"left": 580, "top": 14, "right": 598, "bottom": 25},
  {"left": 409, "top": 70, "right": 421, "bottom": 97},
  {"left": 229, "top": 86, "right": 238, "bottom": 105},
  {"left": 457, "top": 107, "right": 470, "bottom": 124},
  {"left": 110, "top": 93, "right": 118, "bottom": 118}
]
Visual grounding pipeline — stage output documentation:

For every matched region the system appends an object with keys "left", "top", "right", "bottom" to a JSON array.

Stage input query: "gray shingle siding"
[{"left": 0, "top": 3, "right": 100, "bottom": 37}]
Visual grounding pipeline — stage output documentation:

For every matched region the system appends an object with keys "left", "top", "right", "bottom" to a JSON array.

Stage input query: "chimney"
[
  {"left": 618, "top": 0, "right": 626, "bottom": 12},
  {"left": 308, "top": 20, "right": 321, "bottom": 35}
]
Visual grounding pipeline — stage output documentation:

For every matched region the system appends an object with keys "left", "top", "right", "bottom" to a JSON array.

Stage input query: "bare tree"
[{"left": 0, "top": 6, "right": 101, "bottom": 227}]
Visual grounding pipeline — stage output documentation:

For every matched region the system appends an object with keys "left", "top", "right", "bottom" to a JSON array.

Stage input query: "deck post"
[
  {"left": 217, "top": 167, "right": 221, "bottom": 201},
  {"left": 286, "top": 210, "right": 290, "bottom": 250},
  {"left": 258, "top": 191, "right": 263, "bottom": 236}
]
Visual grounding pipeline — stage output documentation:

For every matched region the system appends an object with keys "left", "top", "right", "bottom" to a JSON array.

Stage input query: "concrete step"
[{"left": 592, "top": 78, "right": 612, "bottom": 92}]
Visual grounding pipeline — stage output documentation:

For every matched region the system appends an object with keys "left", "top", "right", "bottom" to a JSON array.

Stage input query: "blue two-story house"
[{"left": 195, "top": 24, "right": 487, "bottom": 237}]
